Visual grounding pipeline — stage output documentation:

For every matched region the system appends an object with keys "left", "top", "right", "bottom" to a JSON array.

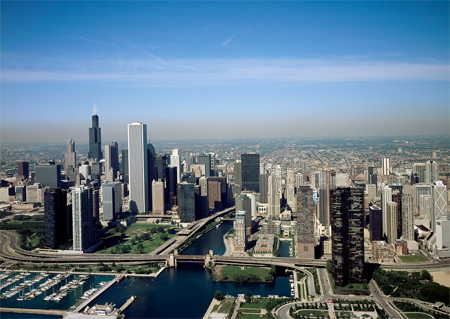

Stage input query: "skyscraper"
[
  {"left": 128, "top": 122, "right": 148, "bottom": 213},
  {"left": 331, "top": 187, "right": 364, "bottom": 287},
  {"left": 234, "top": 159, "right": 242, "bottom": 194},
  {"left": 104, "top": 142, "right": 119, "bottom": 182},
  {"left": 431, "top": 181, "right": 448, "bottom": 233},
  {"left": 381, "top": 186, "right": 392, "bottom": 239},
  {"left": 44, "top": 188, "right": 68, "bottom": 249},
  {"left": 152, "top": 181, "right": 165, "bottom": 215},
  {"left": 198, "top": 154, "right": 211, "bottom": 177},
  {"left": 178, "top": 182, "right": 195, "bottom": 222},
  {"left": 72, "top": 186, "right": 94, "bottom": 251},
  {"left": 165, "top": 166, "right": 178, "bottom": 209},
  {"left": 241, "top": 153, "right": 260, "bottom": 192},
  {"left": 121, "top": 149, "right": 129, "bottom": 184},
  {"left": 425, "top": 160, "right": 438, "bottom": 184},
  {"left": 155, "top": 155, "right": 167, "bottom": 181},
  {"left": 286, "top": 169, "right": 296, "bottom": 212},
  {"left": 368, "top": 166, "right": 377, "bottom": 185},
  {"left": 234, "top": 211, "right": 247, "bottom": 254},
  {"left": 65, "top": 139, "right": 76, "bottom": 174},
  {"left": 236, "top": 193, "right": 252, "bottom": 235},
  {"left": 35, "top": 162, "right": 61, "bottom": 188},
  {"left": 102, "top": 182, "right": 122, "bottom": 221},
  {"left": 382, "top": 158, "right": 390, "bottom": 176},
  {"left": 402, "top": 185, "right": 414, "bottom": 241},
  {"left": 268, "top": 174, "right": 281, "bottom": 219},
  {"left": 88, "top": 112, "right": 102, "bottom": 161},
  {"left": 259, "top": 173, "right": 269, "bottom": 204},
  {"left": 147, "top": 143, "right": 157, "bottom": 209},
  {"left": 369, "top": 205, "right": 383, "bottom": 241},
  {"left": 170, "top": 149, "right": 181, "bottom": 183},
  {"left": 386, "top": 201, "right": 398, "bottom": 245},
  {"left": 296, "top": 186, "right": 315, "bottom": 259},
  {"left": 17, "top": 161, "right": 29, "bottom": 180}
]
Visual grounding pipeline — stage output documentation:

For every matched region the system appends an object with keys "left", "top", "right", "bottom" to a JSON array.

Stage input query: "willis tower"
[{"left": 89, "top": 106, "right": 102, "bottom": 161}]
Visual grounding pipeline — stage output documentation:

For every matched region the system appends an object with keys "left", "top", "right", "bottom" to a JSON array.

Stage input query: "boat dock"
[
  {"left": 0, "top": 307, "right": 66, "bottom": 317},
  {"left": 119, "top": 295, "right": 138, "bottom": 313},
  {"left": 74, "top": 276, "right": 118, "bottom": 313}
]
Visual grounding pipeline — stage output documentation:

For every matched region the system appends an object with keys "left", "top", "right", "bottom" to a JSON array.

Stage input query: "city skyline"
[{"left": 1, "top": 1, "right": 449, "bottom": 143}]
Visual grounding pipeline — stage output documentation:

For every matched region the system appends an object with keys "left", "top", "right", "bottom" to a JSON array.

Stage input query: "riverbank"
[{"left": 212, "top": 265, "right": 276, "bottom": 283}]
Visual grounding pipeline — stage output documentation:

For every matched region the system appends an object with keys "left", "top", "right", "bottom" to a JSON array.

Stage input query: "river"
[{"left": 1, "top": 220, "right": 291, "bottom": 319}]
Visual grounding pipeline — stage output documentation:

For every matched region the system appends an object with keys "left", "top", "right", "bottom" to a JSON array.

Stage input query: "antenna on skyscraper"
[{"left": 93, "top": 103, "right": 97, "bottom": 115}]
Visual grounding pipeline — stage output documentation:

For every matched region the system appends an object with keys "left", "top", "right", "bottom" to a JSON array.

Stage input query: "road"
[{"left": 369, "top": 279, "right": 406, "bottom": 319}]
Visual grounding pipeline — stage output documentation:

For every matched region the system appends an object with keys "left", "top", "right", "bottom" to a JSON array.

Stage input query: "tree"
[
  {"left": 244, "top": 292, "right": 251, "bottom": 303},
  {"left": 214, "top": 290, "right": 224, "bottom": 301}
]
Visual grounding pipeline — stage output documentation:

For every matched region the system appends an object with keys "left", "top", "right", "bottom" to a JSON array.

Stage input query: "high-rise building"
[
  {"left": 296, "top": 186, "right": 315, "bottom": 259},
  {"left": 413, "top": 184, "right": 431, "bottom": 215},
  {"left": 331, "top": 187, "right": 364, "bottom": 287},
  {"left": 241, "top": 153, "right": 260, "bottom": 193},
  {"left": 413, "top": 163, "right": 426, "bottom": 184},
  {"left": 121, "top": 149, "right": 129, "bottom": 184},
  {"left": 104, "top": 142, "right": 119, "bottom": 182},
  {"left": 155, "top": 155, "right": 167, "bottom": 181},
  {"left": 88, "top": 112, "right": 102, "bottom": 161},
  {"left": 44, "top": 188, "right": 68, "bottom": 249},
  {"left": 147, "top": 143, "right": 157, "bottom": 209},
  {"left": 165, "top": 166, "right": 178, "bottom": 209},
  {"left": 199, "top": 176, "right": 209, "bottom": 217},
  {"left": 170, "top": 149, "right": 181, "bottom": 183},
  {"left": 425, "top": 160, "right": 438, "bottom": 184},
  {"left": 65, "top": 139, "right": 76, "bottom": 174},
  {"left": 128, "top": 122, "right": 148, "bottom": 213},
  {"left": 234, "top": 211, "right": 247, "bottom": 254},
  {"left": 381, "top": 186, "right": 392, "bottom": 239},
  {"left": 382, "top": 158, "right": 390, "bottom": 176},
  {"left": 368, "top": 166, "right": 377, "bottom": 185},
  {"left": 152, "top": 181, "right": 165, "bottom": 215},
  {"left": 259, "top": 173, "right": 269, "bottom": 204},
  {"left": 72, "top": 186, "right": 94, "bottom": 251},
  {"left": 296, "top": 173, "right": 304, "bottom": 187},
  {"left": 102, "top": 182, "right": 122, "bottom": 221},
  {"left": 386, "top": 201, "right": 398, "bottom": 245},
  {"left": 402, "top": 185, "right": 414, "bottom": 241},
  {"left": 17, "top": 161, "right": 29, "bottom": 180},
  {"left": 236, "top": 193, "right": 252, "bottom": 235},
  {"left": 392, "top": 190, "right": 402, "bottom": 238},
  {"left": 198, "top": 154, "right": 211, "bottom": 177},
  {"left": 431, "top": 181, "right": 448, "bottom": 233},
  {"left": 268, "top": 174, "right": 280, "bottom": 219},
  {"left": 369, "top": 205, "right": 383, "bottom": 241},
  {"left": 178, "top": 183, "right": 195, "bottom": 222},
  {"left": 208, "top": 180, "right": 222, "bottom": 211},
  {"left": 286, "top": 169, "right": 296, "bottom": 212},
  {"left": 35, "top": 162, "right": 61, "bottom": 188},
  {"left": 15, "top": 184, "right": 26, "bottom": 202},
  {"left": 435, "top": 218, "right": 450, "bottom": 249}
]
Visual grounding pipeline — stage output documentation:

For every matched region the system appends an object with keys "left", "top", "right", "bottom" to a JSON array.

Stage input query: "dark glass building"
[
  {"left": 17, "top": 161, "right": 29, "bottom": 180},
  {"left": 259, "top": 173, "right": 269, "bottom": 204},
  {"left": 155, "top": 155, "right": 167, "bottom": 181},
  {"left": 44, "top": 188, "right": 68, "bottom": 249},
  {"left": 35, "top": 162, "right": 61, "bottom": 188},
  {"left": 368, "top": 166, "right": 377, "bottom": 185},
  {"left": 197, "top": 154, "right": 211, "bottom": 177},
  {"left": 296, "top": 186, "right": 315, "bottom": 259},
  {"left": 331, "top": 187, "right": 364, "bottom": 287},
  {"left": 165, "top": 166, "right": 178, "bottom": 209},
  {"left": 121, "top": 149, "right": 129, "bottom": 184},
  {"left": 88, "top": 114, "right": 102, "bottom": 161},
  {"left": 369, "top": 205, "right": 383, "bottom": 241},
  {"left": 241, "top": 153, "right": 260, "bottom": 193},
  {"left": 178, "top": 183, "right": 195, "bottom": 222}
]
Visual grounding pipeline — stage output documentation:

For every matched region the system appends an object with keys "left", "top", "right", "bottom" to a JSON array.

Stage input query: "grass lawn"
[
  {"left": 240, "top": 314, "right": 269, "bottom": 319},
  {"left": 220, "top": 266, "right": 272, "bottom": 281},
  {"left": 217, "top": 298, "right": 235, "bottom": 314},
  {"left": 404, "top": 313, "right": 434, "bottom": 319},
  {"left": 96, "top": 223, "right": 180, "bottom": 254},
  {"left": 239, "top": 309, "right": 263, "bottom": 313},
  {"left": 295, "top": 310, "right": 329, "bottom": 316},
  {"left": 241, "top": 298, "right": 271, "bottom": 309},
  {"left": 399, "top": 255, "right": 429, "bottom": 262}
]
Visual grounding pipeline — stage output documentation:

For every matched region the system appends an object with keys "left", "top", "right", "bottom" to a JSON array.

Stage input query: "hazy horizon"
[{"left": 1, "top": 1, "right": 449, "bottom": 144}]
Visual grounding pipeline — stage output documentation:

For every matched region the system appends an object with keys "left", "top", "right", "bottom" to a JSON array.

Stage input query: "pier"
[
  {"left": 119, "top": 295, "right": 138, "bottom": 313},
  {"left": 74, "top": 276, "right": 118, "bottom": 313},
  {"left": 0, "top": 307, "right": 66, "bottom": 317}
]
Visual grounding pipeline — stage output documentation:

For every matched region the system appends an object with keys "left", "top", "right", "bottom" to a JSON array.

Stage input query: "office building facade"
[
  {"left": 88, "top": 113, "right": 102, "bottom": 161},
  {"left": 241, "top": 153, "right": 260, "bottom": 192},
  {"left": 128, "top": 122, "right": 148, "bottom": 213},
  {"left": 44, "top": 188, "right": 68, "bottom": 249},
  {"left": 296, "top": 186, "right": 315, "bottom": 259}
]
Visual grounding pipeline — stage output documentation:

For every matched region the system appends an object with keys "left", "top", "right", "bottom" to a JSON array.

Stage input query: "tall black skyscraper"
[
  {"left": 368, "top": 166, "right": 377, "bottom": 185},
  {"left": 121, "top": 149, "right": 129, "bottom": 184},
  {"left": 88, "top": 112, "right": 102, "bottom": 161},
  {"left": 44, "top": 188, "right": 68, "bottom": 249},
  {"left": 165, "top": 166, "right": 178, "bottom": 209},
  {"left": 155, "top": 155, "right": 167, "bottom": 181},
  {"left": 147, "top": 143, "right": 157, "bottom": 209},
  {"left": 331, "top": 187, "right": 364, "bottom": 287},
  {"left": 241, "top": 153, "right": 260, "bottom": 193}
]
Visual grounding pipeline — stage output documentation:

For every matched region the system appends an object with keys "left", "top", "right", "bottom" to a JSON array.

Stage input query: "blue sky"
[{"left": 1, "top": 1, "right": 449, "bottom": 143}]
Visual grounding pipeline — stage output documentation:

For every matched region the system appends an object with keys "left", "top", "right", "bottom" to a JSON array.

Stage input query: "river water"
[{"left": 1, "top": 220, "right": 291, "bottom": 318}]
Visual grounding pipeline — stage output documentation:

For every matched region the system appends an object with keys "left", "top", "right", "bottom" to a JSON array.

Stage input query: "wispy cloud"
[
  {"left": 2, "top": 57, "right": 448, "bottom": 86},
  {"left": 222, "top": 33, "right": 236, "bottom": 47},
  {"left": 64, "top": 34, "right": 121, "bottom": 49}
]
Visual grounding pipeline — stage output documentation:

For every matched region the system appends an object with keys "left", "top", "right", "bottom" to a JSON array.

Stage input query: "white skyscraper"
[
  {"left": 382, "top": 157, "right": 390, "bottom": 176},
  {"left": 425, "top": 160, "right": 438, "bottom": 184},
  {"left": 152, "top": 181, "right": 165, "bottom": 215},
  {"left": 402, "top": 185, "right": 414, "bottom": 241},
  {"left": 128, "top": 122, "right": 148, "bottom": 213},
  {"left": 171, "top": 149, "right": 181, "bottom": 183},
  {"left": 431, "top": 181, "right": 448, "bottom": 233},
  {"left": 382, "top": 185, "right": 392, "bottom": 238}
]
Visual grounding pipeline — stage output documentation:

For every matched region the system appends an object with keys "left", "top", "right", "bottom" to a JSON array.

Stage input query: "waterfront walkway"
[
  {"left": 0, "top": 307, "right": 66, "bottom": 317},
  {"left": 74, "top": 276, "right": 118, "bottom": 313}
]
